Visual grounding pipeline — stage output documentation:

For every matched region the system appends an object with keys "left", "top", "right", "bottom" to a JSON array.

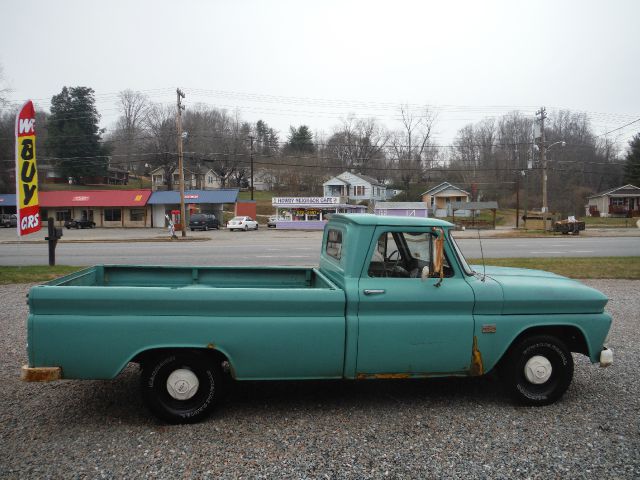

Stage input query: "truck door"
[{"left": 356, "top": 227, "right": 475, "bottom": 376}]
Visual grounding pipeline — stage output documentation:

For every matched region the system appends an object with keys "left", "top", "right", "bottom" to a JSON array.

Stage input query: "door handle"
[{"left": 363, "top": 289, "right": 386, "bottom": 295}]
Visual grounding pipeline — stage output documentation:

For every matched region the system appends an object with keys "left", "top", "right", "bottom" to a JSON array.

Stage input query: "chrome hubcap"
[
  {"left": 524, "top": 355, "right": 553, "bottom": 384},
  {"left": 166, "top": 368, "right": 199, "bottom": 400}
]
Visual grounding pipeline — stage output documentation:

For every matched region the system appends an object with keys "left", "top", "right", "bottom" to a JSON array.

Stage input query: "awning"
[
  {"left": 148, "top": 189, "right": 239, "bottom": 205},
  {"left": 0, "top": 194, "right": 17, "bottom": 206},
  {"left": 40, "top": 190, "right": 152, "bottom": 207}
]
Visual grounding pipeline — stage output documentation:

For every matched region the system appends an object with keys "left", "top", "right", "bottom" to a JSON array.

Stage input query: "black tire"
[
  {"left": 204, "top": 225, "right": 209, "bottom": 231},
  {"left": 255, "top": 224, "right": 259, "bottom": 230},
  {"left": 244, "top": 225, "right": 248, "bottom": 231},
  {"left": 501, "top": 334, "right": 573, "bottom": 406},
  {"left": 141, "top": 350, "right": 223, "bottom": 424}
]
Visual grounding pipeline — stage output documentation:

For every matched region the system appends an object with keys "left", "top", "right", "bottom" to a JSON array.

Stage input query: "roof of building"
[
  {"left": 374, "top": 202, "right": 428, "bottom": 210},
  {"left": 0, "top": 194, "right": 16, "bottom": 206},
  {"left": 350, "top": 172, "right": 385, "bottom": 187},
  {"left": 588, "top": 184, "right": 640, "bottom": 198},
  {"left": 323, "top": 177, "right": 348, "bottom": 186},
  {"left": 421, "top": 181, "right": 469, "bottom": 196},
  {"left": 450, "top": 201, "right": 499, "bottom": 210},
  {"left": 331, "top": 213, "right": 452, "bottom": 228},
  {"left": 40, "top": 190, "right": 152, "bottom": 207},
  {"left": 148, "top": 189, "right": 239, "bottom": 204},
  {"left": 325, "top": 171, "right": 386, "bottom": 187}
]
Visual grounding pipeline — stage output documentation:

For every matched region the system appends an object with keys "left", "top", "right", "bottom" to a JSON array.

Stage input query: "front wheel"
[
  {"left": 140, "top": 350, "right": 223, "bottom": 424},
  {"left": 500, "top": 335, "right": 574, "bottom": 406},
  {"left": 244, "top": 225, "right": 248, "bottom": 231}
]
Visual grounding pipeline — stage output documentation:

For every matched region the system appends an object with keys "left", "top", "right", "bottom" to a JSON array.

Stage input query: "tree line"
[{"left": 1, "top": 85, "right": 637, "bottom": 216}]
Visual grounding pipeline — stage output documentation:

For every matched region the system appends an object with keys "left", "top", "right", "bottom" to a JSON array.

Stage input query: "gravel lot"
[{"left": 1, "top": 280, "right": 638, "bottom": 479}]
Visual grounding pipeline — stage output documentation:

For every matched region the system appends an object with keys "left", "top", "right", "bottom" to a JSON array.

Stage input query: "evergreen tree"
[
  {"left": 623, "top": 133, "right": 640, "bottom": 185},
  {"left": 47, "top": 86, "right": 109, "bottom": 183},
  {"left": 285, "top": 125, "right": 315, "bottom": 153}
]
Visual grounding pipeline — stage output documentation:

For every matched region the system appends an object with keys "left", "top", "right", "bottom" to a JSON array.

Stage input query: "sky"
[{"left": 1, "top": 0, "right": 639, "bottom": 151}]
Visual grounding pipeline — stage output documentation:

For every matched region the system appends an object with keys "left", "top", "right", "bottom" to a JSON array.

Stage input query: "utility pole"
[
  {"left": 536, "top": 106, "right": 548, "bottom": 230},
  {"left": 248, "top": 135, "right": 255, "bottom": 201},
  {"left": 176, "top": 88, "right": 187, "bottom": 238},
  {"left": 515, "top": 144, "right": 520, "bottom": 229}
]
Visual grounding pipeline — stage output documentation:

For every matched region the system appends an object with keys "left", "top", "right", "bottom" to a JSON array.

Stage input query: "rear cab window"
[{"left": 325, "top": 229, "right": 343, "bottom": 261}]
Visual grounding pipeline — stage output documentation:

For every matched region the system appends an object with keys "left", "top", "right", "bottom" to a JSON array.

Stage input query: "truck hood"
[{"left": 470, "top": 265, "right": 608, "bottom": 314}]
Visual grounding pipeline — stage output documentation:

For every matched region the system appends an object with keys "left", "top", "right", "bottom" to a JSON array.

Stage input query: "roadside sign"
[{"left": 15, "top": 100, "right": 41, "bottom": 236}]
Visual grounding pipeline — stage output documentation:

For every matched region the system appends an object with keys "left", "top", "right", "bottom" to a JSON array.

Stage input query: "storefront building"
[
  {"left": 271, "top": 196, "right": 367, "bottom": 229},
  {"left": 40, "top": 190, "right": 153, "bottom": 227},
  {"left": 148, "top": 189, "right": 239, "bottom": 228}
]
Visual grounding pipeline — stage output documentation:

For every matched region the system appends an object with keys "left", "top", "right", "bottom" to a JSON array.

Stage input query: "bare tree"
[
  {"left": 114, "top": 90, "right": 150, "bottom": 172},
  {"left": 0, "top": 64, "right": 10, "bottom": 107},
  {"left": 144, "top": 103, "right": 177, "bottom": 189},
  {"left": 390, "top": 105, "right": 437, "bottom": 195}
]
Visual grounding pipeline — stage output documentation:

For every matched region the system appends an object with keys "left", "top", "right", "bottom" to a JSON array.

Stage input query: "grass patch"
[
  {"left": 583, "top": 216, "right": 638, "bottom": 228},
  {"left": 467, "top": 257, "right": 640, "bottom": 279},
  {"left": 0, "top": 266, "right": 85, "bottom": 285}
]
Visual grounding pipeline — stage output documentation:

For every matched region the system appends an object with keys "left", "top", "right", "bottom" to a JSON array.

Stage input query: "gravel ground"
[{"left": 1, "top": 280, "right": 638, "bottom": 479}]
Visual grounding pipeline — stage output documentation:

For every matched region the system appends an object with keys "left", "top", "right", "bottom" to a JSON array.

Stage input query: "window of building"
[
  {"left": 104, "top": 208, "right": 122, "bottom": 222},
  {"left": 130, "top": 208, "right": 145, "bottom": 221},
  {"left": 611, "top": 198, "right": 625, "bottom": 206},
  {"left": 354, "top": 185, "right": 365, "bottom": 196},
  {"left": 207, "top": 175, "right": 214, "bottom": 184},
  {"left": 325, "top": 229, "right": 343, "bottom": 260},
  {"left": 152, "top": 174, "right": 164, "bottom": 185},
  {"left": 55, "top": 210, "right": 71, "bottom": 221}
]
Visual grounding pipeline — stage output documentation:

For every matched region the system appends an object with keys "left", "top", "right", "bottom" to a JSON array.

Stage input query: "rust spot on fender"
[
  {"left": 21, "top": 365, "right": 61, "bottom": 382},
  {"left": 207, "top": 343, "right": 215, "bottom": 349},
  {"left": 470, "top": 336, "right": 484, "bottom": 376}
]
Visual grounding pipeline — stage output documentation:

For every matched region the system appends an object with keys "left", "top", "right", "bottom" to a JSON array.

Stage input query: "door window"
[{"left": 367, "top": 231, "right": 453, "bottom": 279}]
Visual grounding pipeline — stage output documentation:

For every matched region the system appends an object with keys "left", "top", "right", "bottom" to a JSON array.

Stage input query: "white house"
[
  {"left": 151, "top": 166, "right": 222, "bottom": 191},
  {"left": 421, "top": 182, "right": 470, "bottom": 217},
  {"left": 323, "top": 172, "right": 387, "bottom": 203},
  {"left": 586, "top": 184, "right": 640, "bottom": 217}
]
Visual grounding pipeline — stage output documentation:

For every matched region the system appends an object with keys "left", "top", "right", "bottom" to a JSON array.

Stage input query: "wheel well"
[
  {"left": 508, "top": 326, "right": 589, "bottom": 357},
  {"left": 131, "top": 347, "right": 231, "bottom": 372}
]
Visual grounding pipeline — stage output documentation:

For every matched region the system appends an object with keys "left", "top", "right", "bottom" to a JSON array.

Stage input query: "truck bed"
[
  {"left": 47, "top": 265, "right": 335, "bottom": 289},
  {"left": 27, "top": 265, "right": 346, "bottom": 380}
]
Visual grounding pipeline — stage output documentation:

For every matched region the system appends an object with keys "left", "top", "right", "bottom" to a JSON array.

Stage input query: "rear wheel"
[
  {"left": 141, "top": 350, "right": 223, "bottom": 424},
  {"left": 204, "top": 225, "right": 209, "bottom": 231},
  {"left": 244, "top": 225, "right": 248, "bottom": 231},
  {"left": 501, "top": 335, "right": 573, "bottom": 406}
]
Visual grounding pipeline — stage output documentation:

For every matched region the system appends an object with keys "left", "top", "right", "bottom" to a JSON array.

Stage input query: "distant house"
[
  {"left": 374, "top": 202, "right": 429, "bottom": 218},
  {"left": 151, "top": 166, "right": 221, "bottom": 191},
  {"left": 421, "top": 182, "right": 470, "bottom": 217},
  {"left": 586, "top": 184, "right": 640, "bottom": 217},
  {"left": 323, "top": 171, "right": 387, "bottom": 203}
]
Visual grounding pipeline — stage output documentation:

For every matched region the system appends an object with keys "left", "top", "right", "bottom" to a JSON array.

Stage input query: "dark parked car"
[
  {"left": 64, "top": 219, "right": 96, "bottom": 229},
  {"left": 1, "top": 214, "right": 17, "bottom": 228},
  {"left": 189, "top": 213, "right": 219, "bottom": 231}
]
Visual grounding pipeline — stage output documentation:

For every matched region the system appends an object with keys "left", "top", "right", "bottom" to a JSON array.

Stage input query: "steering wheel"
[{"left": 384, "top": 250, "right": 408, "bottom": 277}]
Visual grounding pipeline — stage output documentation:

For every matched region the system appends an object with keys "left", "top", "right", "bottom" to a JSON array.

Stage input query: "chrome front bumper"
[{"left": 599, "top": 348, "right": 613, "bottom": 368}]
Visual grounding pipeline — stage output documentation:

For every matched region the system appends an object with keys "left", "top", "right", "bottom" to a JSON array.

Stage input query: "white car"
[{"left": 227, "top": 216, "right": 258, "bottom": 231}]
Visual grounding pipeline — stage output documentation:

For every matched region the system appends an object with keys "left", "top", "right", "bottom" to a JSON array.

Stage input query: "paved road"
[{"left": 0, "top": 229, "right": 637, "bottom": 266}]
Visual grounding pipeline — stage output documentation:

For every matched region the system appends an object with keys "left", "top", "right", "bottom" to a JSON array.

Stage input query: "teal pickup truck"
[{"left": 22, "top": 214, "right": 613, "bottom": 423}]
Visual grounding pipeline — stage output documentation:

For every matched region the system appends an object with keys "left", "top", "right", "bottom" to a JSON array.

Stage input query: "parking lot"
[{"left": 1, "top": 279, "right": 638, "bottom": 478}]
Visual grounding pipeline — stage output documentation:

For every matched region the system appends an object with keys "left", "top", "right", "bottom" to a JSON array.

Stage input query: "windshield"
[
  {"left": 191, "top": 214, "right": 205, "bottom": 221},
  {"left": 449, "top": 234, "right": 474, "bottom": 276}
]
